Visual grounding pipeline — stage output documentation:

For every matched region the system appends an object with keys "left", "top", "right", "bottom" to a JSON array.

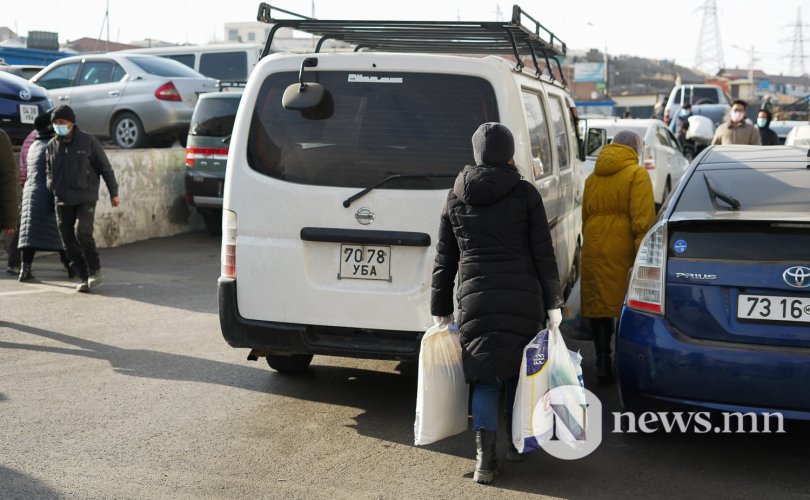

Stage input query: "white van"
[
  {"left": 123, "top": 43, "right": 262, "bottom": 81},
  {"left": 218, "top": 7, "right": 602, "bottom": 372}
]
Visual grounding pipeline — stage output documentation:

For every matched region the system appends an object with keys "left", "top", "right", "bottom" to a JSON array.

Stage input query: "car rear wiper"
[
  {"left": 703, "top": 173, "right": 741, "bottom": 210},
  {"left": 221, "top": 134, "right": 231, "bottom": 144},
  {"left": 343, "top": 173, "right": 457, "bottom": 208}
]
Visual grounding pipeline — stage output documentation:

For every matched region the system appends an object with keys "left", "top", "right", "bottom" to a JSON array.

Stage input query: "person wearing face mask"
[
  {"left": 711, "top": 99, "right": 761, "bottom": 145},
  {"left": 756, "top": 108, "right": 779, "bottom": 146},
  {"left": 46, "top": 105, "right": 120, "bottom": 293},
  {"left": 431, "top": 122, "right": 564, "bottom": 484},
  {"left": 581, "top": 130, "right": 655, "bottom": 385}
]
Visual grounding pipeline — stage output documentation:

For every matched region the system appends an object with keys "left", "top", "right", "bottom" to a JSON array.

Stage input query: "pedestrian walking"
[
  {"left": 0, "top": 128, "right": 19, "bottom": 239},
  {"left": 756, "top": 108, "right": 779, "bottom": 146},
  {"left": 431, "top": 122, "right": 563, "bottom": 484},
  {"left": 581, "top": 130, "right": 655, "bottom": 385},
  {"left": 18, "top": 113, "right": 72, "bottom": 282},
  {"left": 711, "top": 99, "right": 760, "bottom": 145},
  {"left": 5, "top": 126, "right": 33, "bottom": 273},
  {"left": 46, "top": 105, "right": 120, "bottom": 293}
]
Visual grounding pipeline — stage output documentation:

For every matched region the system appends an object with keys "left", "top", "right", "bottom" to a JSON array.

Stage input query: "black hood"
[{"left": 453, "top": 164, "right": 521, "bottom": 206}]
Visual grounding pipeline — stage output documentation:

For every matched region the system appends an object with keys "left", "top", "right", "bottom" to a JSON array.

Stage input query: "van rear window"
[
  {"left": 247, "top": 71, "right": 498, "bottom": 189},
  {"left": 190, "top": 97, "right": 241, "bottom": 136}
]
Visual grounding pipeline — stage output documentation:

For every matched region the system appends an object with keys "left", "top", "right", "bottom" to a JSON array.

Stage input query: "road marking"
[{"left": 0, "top": 283, "right": 76, "bottom": 296}]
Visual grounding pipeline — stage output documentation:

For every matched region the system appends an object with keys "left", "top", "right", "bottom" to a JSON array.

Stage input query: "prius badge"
[
  {"left": 355, "top": 207, "right": 374, "bottom": 225},
  {"left": 783, "top": 266, "right": 810, "bottom": 288}
]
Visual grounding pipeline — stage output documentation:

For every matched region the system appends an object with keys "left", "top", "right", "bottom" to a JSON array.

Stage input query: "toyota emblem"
[
  {"left": 783, "top": 266, "right": 810, "bottom": 288},
  {"left": 355, "top": 207, "right": 374, "bottom": 225},
  {"left": 18, "top": 89, "right": 31, "bottom": 101}
]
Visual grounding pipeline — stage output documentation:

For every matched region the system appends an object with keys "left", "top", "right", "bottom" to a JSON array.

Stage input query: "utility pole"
[{"left": 789, "top": 7, "right": 808, "bottom": 75}]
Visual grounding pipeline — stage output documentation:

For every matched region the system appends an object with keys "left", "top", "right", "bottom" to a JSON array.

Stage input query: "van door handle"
[
  {"left": 109, "top": 90, "right": 120, "bottom": 97},
  {"left": 58, "top": 95, "right": 69, "bottom": 101}
]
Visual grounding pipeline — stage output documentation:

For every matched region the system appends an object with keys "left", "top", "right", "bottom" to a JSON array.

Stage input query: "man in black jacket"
[{"left": 46, "top": 105, "right": 120, "bottom": 292}]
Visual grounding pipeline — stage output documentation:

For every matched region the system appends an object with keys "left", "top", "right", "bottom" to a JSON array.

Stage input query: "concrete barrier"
[{"left": 94, "top": 147, "right": 203, "bottom": 248}]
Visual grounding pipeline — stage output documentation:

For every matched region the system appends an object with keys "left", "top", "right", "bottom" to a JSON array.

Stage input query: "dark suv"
[{"left": 185, "top": 88, "right": 242, "bottom": 235}]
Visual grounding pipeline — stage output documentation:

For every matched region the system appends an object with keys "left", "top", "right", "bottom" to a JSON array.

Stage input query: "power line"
[{"left": 788, "top": 7, "right": 808, "bottom": 76}]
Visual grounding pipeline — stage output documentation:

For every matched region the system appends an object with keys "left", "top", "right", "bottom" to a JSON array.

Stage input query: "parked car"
[
  {"left": 30, "top": 53, "right": 216, "bottom": 148},
  {"left": 185, "top": 87, "right": 243, "bottom": 235},
  {"left": 0, "top": 64, "right": 46, "bottom": 80},
  {"left": 584, "top": 118, "right": 690, "bottom": 206},
  {"left": 122, "top": 44, "right": 262, "bottom": 82},
  {"left": 218, "top": 10, "right": 602, "bottom": 372},
  {"left": 773, "top": 120, "right": 807, "bottom": 145},
  {"left": 618, "top": 145, "right": 810, "bottom": 420},
  {"left": 0, "top": 71, "right": 52, "bottom": 144}
]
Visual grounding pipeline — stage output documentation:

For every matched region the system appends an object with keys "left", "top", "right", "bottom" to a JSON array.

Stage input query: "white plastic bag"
[
  {"left": 414, "top": 323, "right": 469, "bottom": 445},
  {"left": 511, "top": 327, "right": 585, "bottom": 454}
]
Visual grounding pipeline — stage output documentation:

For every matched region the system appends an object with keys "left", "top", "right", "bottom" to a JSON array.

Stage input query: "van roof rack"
[{"left": 256, "top": 3, "right": 568, "bottom": 84}]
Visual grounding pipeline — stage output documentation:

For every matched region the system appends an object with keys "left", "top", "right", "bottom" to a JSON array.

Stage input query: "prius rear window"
[{"left": 247, "top": 71, "right": 498, "bottom": 189}]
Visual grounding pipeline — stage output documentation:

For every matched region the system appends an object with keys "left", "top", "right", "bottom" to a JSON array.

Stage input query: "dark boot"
[
  {"left": 505, "top": 418, "right": 524, "bottom": 462},
  {"left": 18, "top": 263, "right": 34, "bottom": 282},
  {"left": 473, "top": 430, "right": 497, "bottom": 484},
  {"left": 592, "top": 319, "right": 615, "bottom": 385}
]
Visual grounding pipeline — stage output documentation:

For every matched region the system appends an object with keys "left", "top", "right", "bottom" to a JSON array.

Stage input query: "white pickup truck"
[{"left": 664, "top": 84, "right": 731, "bottom": 130}]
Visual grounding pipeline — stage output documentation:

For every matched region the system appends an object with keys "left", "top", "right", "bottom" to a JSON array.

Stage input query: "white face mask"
[
  {"left": 54, "top": 124, "right": 71, "bottom": 136},
  {"left": 731, "top": 110, "right": 745, "bottom": 122}
]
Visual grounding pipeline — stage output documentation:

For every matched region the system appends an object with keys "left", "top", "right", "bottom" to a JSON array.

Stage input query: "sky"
[{"left": 6, "top": 0, "right": 810, "bottom": 76}]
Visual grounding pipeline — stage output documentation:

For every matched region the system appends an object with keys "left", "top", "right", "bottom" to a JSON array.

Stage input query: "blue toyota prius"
[{"left": 617, "top": 145, "right": 810, "bottom": 420}]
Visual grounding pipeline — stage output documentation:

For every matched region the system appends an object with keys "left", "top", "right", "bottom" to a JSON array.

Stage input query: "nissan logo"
[
  {"left": 18, "top": 89, "right": 31, "bottom": 101},
  {"left": 355, "top": 207, "right": 374, "bottom": 225},
  {"left": 783, "top": 266, "right": 810, "bottom": 288}
]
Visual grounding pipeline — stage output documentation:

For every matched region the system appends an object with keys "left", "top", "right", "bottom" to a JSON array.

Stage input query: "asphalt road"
[{"left": 1, "top": 233, "right": 807, "bottom": 499}]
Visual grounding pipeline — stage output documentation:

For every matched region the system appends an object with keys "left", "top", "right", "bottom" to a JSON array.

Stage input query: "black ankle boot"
[
  {"left": 474, "top": 430, "right": 497, "bottom": 484},
  {"left": 596, "top": 354, "right": 614, "bottom": 385},
  {"left": 19, "top": 263, "right": 34, "bottom": 282}
]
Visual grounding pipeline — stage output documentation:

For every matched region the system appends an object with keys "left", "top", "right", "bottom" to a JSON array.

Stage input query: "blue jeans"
[{"left": 472, "top": 377, "right": 518, "bottom": 432}]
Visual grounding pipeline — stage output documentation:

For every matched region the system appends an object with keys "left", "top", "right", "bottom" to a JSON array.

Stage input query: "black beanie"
[
  {"left": 472, "top": 122, "right": 515, "bottom": 166},
  {"left": 34, "top": 112, "right": 52, "bottom": 133},
  {"left": 51, "top": 105, "right": 76, "bottom": 124}
]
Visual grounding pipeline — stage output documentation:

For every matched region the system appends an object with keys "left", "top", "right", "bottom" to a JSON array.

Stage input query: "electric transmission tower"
[
  {"left": 694, "top": 0, "right": 725, "bottom": 75},
  {"left": 789, "top": 7, "right": 808, "bottom": 76}
]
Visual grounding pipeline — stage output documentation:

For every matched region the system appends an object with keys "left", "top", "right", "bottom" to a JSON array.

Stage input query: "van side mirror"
[
  {"left": 281, "top": 57, "right": 325, "bottom": 110},
  {"left": 585, "top": 128, "right": 607, "bottom": 157}
]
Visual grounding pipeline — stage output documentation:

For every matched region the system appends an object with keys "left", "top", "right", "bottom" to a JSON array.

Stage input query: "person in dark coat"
[
  {"left": 46, "top": 105, "right": 120, "bottom": 293},
  {"left": 17, "top": 113, "right": 72, "bottom": 282},
  {"left": 431, "top": 122, "right": 564, "bottom": 484},
  {"left": 756, "top": 109, "right": 779, "bottom": 146}
]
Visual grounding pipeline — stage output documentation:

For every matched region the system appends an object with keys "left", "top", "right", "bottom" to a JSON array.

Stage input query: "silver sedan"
[{"left": 31, "top": 53, "right": 216, "bottom": 148}]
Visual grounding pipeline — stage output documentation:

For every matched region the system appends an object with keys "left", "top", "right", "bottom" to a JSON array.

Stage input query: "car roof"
[{"left": 697, "top": 145, "right": 810, "bottom": 169}]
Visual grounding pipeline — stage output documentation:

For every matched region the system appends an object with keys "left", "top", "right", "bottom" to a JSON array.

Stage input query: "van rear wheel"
[{"left": 266, "top": 354, "right": 313, "bottom": 373}]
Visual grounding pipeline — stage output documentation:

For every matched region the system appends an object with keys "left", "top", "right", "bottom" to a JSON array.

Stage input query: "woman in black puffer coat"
[
  {"left": 431, "top": 122, "right": 564, "bottom": 484},
  {"left": 18, "top": 113, "right": 71, "bottom": 282}
]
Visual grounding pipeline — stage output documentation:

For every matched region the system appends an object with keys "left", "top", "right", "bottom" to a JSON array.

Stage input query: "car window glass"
[
  {"left": 675, "top": 168, "right": 810, "bottom": 213},
  {"left": 111, "top": 64, "right": 126, "bottom": 82},
  {"left": 200, "top": 52, "right": 247, "bottom": 81},
  {"left": 165, "top": 54, "right": 195, "bottom": 69},
  {"left": 665, "top": 129, "right": 679, "bottom": 149},
  {"left": 522, "top": 91, "right": 553, "bottom": 179},
  {"left": 78, "top": 61, "right": 114, "bottom": 86},
  {"left": 36, "top": 62, "right": 80, "bottom": 89},
  {"left": 548, "top": 96, "right": 570, "bottom": 170},
  {"left": 128, "top": 56, "right": 201, "bottom": 77},
  {"left": 190, "top": 97, "right": 242, "bottom": 136},
  {"left": 656, "top": 128, "right": 670, "bottom": 147},
  {"left": 248, "top": 71, "right": 499, "bottom": 189}
]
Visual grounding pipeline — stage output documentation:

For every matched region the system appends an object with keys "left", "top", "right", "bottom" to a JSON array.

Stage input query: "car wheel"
[
  {"left": 111, "top": 112, "right": 146, "bottom": 149},
  {"left": 266, "top": 354, "right": 314, "bottom": 373},
  {"left": 202, "top": 211, "right": 222, "bottom": 236}
]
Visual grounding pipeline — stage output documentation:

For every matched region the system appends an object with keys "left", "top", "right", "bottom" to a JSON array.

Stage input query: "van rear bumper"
[{"left": 218, "top": 277, "right": 422, "bottom": 361}]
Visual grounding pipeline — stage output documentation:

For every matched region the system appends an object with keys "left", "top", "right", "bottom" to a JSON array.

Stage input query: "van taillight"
[
  {"left": 155, "top": 81, "right": 182, "bottom": 101},
  {"left": 221, "top": 209, "right": 237, "bottom": 278},
  {"left": 186, "top": 147, "right": 229, "bottom": 166},
  {"left": 627, "top": 220, "right": 667, "bottom": 315}
]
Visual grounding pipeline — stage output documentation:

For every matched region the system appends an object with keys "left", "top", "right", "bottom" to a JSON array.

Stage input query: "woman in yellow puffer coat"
[{"left": 581, "top": 130, "right": 655, "bottom": 384}]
